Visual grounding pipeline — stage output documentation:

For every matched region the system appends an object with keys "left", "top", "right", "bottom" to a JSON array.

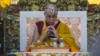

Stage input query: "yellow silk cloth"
[
  {"left": 40, "top": 21, "right": 80, "bottom": 52},
  {"left": 0, "top": 0, "right": 11, "bottom": 9}
]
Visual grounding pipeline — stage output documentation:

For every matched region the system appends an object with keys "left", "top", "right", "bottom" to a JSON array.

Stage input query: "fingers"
[
  {"left": 47, "top": 26, "right": 58, "bottom": 38},
  {"left": 47, "top": 25, "right": 55, "bottom": 30},
  {"left": 41, "top": 25, "right": 58, "bottom": 41},
  {"left": 44, "top": 26, "right": 56, "bottom": 37}
]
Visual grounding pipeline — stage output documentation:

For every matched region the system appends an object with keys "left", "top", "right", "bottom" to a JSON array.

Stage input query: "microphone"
[{"left": 48, "top": 31, "right": 55, "bottom": 38}]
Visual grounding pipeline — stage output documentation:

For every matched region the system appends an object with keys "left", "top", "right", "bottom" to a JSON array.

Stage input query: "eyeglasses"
[{"left": 46, "top": 15, "right": 57, "bottom": 18}]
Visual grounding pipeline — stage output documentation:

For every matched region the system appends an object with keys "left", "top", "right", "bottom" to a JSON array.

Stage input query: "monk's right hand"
[{"left": 43, "top": 26, "right": 52, "bottom": 38}]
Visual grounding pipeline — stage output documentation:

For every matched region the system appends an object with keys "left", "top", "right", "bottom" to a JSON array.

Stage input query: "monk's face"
[
  {"left": 44, "top": 4, "right": 58, "bottom": 25},
  {"left": 45, "top": 12, "right": 57, "bottom": 25}
]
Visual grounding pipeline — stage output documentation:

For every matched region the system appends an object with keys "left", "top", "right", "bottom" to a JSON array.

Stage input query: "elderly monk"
[{"left": 28, "top": 4, "right": 80, "bottom": 52}]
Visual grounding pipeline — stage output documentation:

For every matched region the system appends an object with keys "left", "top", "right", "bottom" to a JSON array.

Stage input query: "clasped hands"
[{"left": 39, "top": 25, "right": 58, "bottom": 42}]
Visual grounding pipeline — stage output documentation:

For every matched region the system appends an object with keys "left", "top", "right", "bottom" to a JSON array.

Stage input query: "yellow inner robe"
[{"left": 39, "top": 21, "right": 80, "bottom": 52}]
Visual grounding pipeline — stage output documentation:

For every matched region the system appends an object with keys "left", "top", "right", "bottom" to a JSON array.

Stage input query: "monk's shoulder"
[{"left": 35, "top": 21, "right": 44, "bottom": 25}]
